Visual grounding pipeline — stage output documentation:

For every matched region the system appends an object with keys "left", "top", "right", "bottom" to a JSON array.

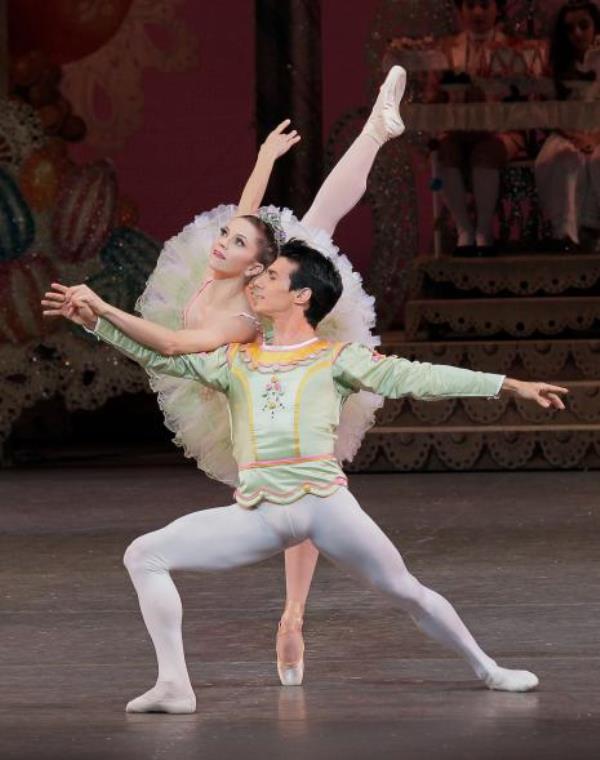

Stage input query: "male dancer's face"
[{"left": 249, "top": 257, "right": 311, "bottom": 322}]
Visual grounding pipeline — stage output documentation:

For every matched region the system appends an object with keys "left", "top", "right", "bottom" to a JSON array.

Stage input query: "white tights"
[
  {"left": 301, "top": 133, "right": 380, "bottom": 236},
  {"left": 124, "top": 488, "right": 500, "bottom": 689}
]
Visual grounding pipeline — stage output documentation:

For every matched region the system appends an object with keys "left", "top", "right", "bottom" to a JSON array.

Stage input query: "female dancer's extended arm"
[
  {"left": 42, "top": 124, "right": 301, "bottom": 352},
  {"left": 238, "top": 119, "right": 300, "bottom": 213},
  {"left": 42, "top": 283, "right": 256, "bottom": 354}
]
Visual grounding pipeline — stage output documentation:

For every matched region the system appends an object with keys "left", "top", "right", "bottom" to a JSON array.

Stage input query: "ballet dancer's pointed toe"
[
  {"left": 276, "top": 611, "right": 305, "bottom": 687},
  {"left": 363, "top": 65, "right": 407, "bottom": 146},
  {"left": 277, "top": 659, "right": 305, "bottom": 687},
  {"left": 483, "top": 666, "right": 539, "bottom": 693},
  {"left": 125, "top": 681, "right": 197, "bottom": 713}
]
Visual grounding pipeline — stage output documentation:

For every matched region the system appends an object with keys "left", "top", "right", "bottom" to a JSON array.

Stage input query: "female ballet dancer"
[{"left": 50, "top": 65, "right": 408, "bottom": 686}]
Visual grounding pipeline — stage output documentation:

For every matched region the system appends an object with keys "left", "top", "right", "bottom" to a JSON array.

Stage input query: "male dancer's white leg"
[
  {"left": 123, "top": 502, "right": 290, "bottom": 713},
  {"left": 301, "top": 66, "right": 406, "bottom": 236},
  {"left": 297, "top": 489, "right": 538, "bottom": 692}
]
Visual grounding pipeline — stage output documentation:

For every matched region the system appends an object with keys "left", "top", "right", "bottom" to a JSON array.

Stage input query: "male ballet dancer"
[{"left": 44, "top": 240, "right": 567, "bottom": 713}]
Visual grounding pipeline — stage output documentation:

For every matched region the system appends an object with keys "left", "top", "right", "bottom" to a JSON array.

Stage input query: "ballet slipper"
[
  {"left": 125, "top": 680, "right": 197, "bottom": 713},
  {"left": 482, "top": 665, "right": 539, "bottom": 693}
]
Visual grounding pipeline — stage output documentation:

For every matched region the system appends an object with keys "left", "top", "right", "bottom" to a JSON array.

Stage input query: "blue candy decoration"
[
  {"left": 100, "top": 226, "right": 160, "bottom": 281},
  {"left": 83, "top": 227, "right": 161, "bottom": 318},
  {"left": 0, "top": 168, "right": 35, "bottom": 261}
]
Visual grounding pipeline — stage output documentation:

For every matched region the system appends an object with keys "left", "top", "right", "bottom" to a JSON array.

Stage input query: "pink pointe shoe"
[
  {"left": 276, "top": 603, "right": 305, "bottom": 686},
  {"left": 362, "top": 65, "right": 407, "bottom": 146}
]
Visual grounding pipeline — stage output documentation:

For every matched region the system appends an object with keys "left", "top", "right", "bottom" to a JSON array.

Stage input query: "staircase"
[{"left": 351, "top": 254, "right": 600, "bottom": 472}]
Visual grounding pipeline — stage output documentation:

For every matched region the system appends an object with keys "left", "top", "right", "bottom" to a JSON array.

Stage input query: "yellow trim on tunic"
[
  {"left": 226, "top": 343, "right": 241, "bottom": 366},
  {"left": 293, "top": 358, "right": 333, "bottom": 457},
  {"left": 231, "top": 365, "right": 258, "bottom": 460},
  {"left": 240, "top": 340, "right": 330, "bottom": 369},
  {"left": 330, "top": 341, "right": 349, "bottom": 362}
]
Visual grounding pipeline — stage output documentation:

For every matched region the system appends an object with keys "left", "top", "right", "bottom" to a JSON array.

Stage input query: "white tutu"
[{"left": 136, "top": 204, "right": 382, "bottom": 487}]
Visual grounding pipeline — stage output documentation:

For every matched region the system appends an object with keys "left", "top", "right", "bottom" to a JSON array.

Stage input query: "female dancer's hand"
[
  {"left": 501, "top": 378, "right": 569, "bottom": 410},
  {"left": 239, "top": 120, "right": 301, "bottom": 213},
  {"left": 260, "top": 118, "right": 301, "bottom": 160}
]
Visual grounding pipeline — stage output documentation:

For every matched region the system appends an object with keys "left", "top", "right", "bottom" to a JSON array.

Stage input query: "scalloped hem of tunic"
[{"left": 235, "top": 477, "right": 349, "bottom": 509}]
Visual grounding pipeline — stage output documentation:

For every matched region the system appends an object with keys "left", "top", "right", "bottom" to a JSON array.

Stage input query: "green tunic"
[{"left": 92, "top": 318, "right": 504, "bottom": 507}]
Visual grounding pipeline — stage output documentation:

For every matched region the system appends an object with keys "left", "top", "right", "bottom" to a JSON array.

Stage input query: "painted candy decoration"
[
  {"left": 9, "top": 1, "right": 133, "bottom": 65},
  {"left": 79, "top": 227, "right": 160, "bottom": 325},
  {"left": 74, "top": 226, "right": 160, "bottom": 343},
  {"left": 100, "top": 226, "right": 160, "bottom": 285},
  {"left": 115, "top": 195, "right": 139, "bottom": 227},
  {"left": 19, "top": 141, "right": 72, "bottom": 211},
  {"left": 0, "top": 251, "right": 58, "bottom": 343},
  {"left": 52, "top": 159, "right": 117, "bottom": 262},
  {"left": 0, "top": 167, "right": 35, "bottom": 262}
]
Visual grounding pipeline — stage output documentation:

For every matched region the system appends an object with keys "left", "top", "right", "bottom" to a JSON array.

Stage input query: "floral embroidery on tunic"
[{"left": 261, "top": 374, "right": 285, "bottom": 417}]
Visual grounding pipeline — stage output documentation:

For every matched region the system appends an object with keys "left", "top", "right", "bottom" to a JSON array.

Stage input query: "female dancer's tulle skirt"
[{"left": 136, "top": 204, "right": 382, "bottom": 487}]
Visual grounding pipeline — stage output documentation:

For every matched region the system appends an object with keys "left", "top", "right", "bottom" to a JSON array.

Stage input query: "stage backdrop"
[{"left": 0, "top": 0, "right": 256, "bottom": 459}]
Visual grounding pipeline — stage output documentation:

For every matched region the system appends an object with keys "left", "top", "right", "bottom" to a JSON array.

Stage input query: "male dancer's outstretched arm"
[{"left": 332, "top": 343, "right": 567, "bottom": 409}]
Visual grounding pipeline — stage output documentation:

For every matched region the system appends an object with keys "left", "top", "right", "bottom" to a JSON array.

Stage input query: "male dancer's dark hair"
[{"left": 279, "top": 239, "right": 343, "bottom": 327}]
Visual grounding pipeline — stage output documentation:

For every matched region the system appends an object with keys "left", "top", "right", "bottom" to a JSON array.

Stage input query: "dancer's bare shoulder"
[{"left": 220, "top": 312, "right": 259, "bottom": 345}]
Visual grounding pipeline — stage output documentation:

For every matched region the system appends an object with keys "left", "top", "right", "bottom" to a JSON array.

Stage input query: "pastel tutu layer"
[{"left": 136, "top": 204, "right": 382, "bottom": 486}]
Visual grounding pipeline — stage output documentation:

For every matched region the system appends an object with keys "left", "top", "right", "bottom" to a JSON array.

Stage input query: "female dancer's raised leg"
[
  {"left": 276, "top": 65, "right": 407, "bottom": 684},
  {"left": 302, "top": 65, "right": 406, "bottom": 236}
]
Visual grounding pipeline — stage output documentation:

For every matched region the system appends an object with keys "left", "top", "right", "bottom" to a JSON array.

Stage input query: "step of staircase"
[
  {"left": 408, "top": 254, "right": 600, "bottom": 298},
  {"left": 377, "top": 338, "right": 600, "bottom": 381},
  {"left": 405, "top": 297, "right": 600, "bottom": 339},
  {"left": 357, "top": 252, "right": 600, "bottom": 472},
  {"left": 370, "top": 423, "right": 600, "bottom": 433},
  {"left": 348, "top": 424, "right": 600, "bottom": 472},
  {"left": 374, "top": 380, "right": 600, "bottom": 429}
]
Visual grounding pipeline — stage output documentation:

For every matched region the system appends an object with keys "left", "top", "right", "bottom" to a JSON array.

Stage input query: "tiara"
[{"left": 257, "top": 209, "right": 286, "bottom": 248}]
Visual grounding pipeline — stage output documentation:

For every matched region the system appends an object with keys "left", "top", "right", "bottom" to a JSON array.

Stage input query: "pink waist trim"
[
  {"left": 239, "top": 454, "right": 338, "bottom": 471},
  {"left": 235, "top": 476, "right": 348, "bottom": 508}
]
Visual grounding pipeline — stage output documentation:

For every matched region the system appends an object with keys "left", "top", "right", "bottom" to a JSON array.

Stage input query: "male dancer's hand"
[
  {"left": 501, "top": 378, "right": 568, "bottom": 410},
  {"left": 41, "top": 283, "right": 98, "bottom": 330},
  {"left": 43, "top": 283, "right": 108, "bottom": 317}
]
